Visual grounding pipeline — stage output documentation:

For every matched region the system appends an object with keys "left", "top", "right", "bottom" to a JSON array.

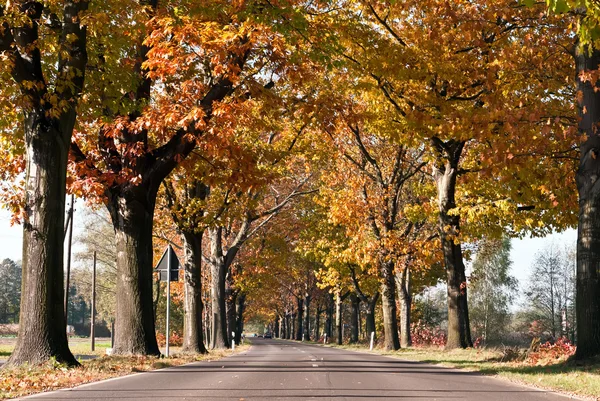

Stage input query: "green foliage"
[
  {"left": 0, "top": 258, "right": 21, "bottom": 323},
  {"left": 72, "top": 208, "right": 117, "bottom": 327},
  {"left": 412, "top": 286, "right": 448, "bottom": 328},
  {"left": 469, "top": 237, "right": 518, "bottom": 344}
]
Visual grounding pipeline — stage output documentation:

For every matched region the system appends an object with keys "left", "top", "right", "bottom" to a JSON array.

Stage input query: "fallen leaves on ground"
[{"left": 0, "top": 345, "right": 248, "bottom": 400}]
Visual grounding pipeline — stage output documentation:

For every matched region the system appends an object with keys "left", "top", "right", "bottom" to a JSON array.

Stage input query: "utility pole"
[
  {"left": 64, "top": 194, "right": 75, "bottom": 327},
  {"left": 91, "top": 251, "right": 97, "bottom": 351}
]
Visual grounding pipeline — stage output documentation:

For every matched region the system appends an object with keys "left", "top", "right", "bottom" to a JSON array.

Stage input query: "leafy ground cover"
[
  {"left": 0, "top": 344, "right": 249, "bottom": 399},
  {"left": 318, "top": 341, "right": 600, "bottom": 400}
]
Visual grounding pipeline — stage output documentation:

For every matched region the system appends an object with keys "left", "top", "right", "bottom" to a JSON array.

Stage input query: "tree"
[
  {"left": 562, "top": 2, "right": 600, "bottom": 359},
  {"left": 1, "top": 0, "right": 91, "bottom": 366},
  {"left": 524, "top": 244, "right": 575, "bottom": 339},
  {"left": 72, "top": 208, "right": 117, "bottom": 327},
  {"left": 68, "top": 0, "right": 317, "bottom": 355},
  {"left": 197, "top": 151, "right": 314, "bottom": 349},
  {"left": 0, "top": 258, "right": 21, "bottom": 323},
  {"left": 164, "top": 179, "right": 209, "bottom": 354},
  {"left": 328, "top": 0, "right": 577, "bottom": 349},
  {"left": 316, "top": 106, "right": 435, "bottom": 350},
  {"left": 469, "top": 237, "right": 518, "bottom": 344}
]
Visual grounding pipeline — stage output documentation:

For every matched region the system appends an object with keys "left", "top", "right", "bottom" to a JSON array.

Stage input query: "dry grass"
[{"left": 0, "top": 344, "right": 250, "bottom": 400}]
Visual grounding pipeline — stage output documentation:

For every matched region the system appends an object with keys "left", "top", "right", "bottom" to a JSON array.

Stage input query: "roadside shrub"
[
  {"left": 155, "top": 331, "right": 183, "bottom": 347},
  {"left": 410, "top": 321, "right": 446, "bottom": 347},
  {"left": 527, "top": 337, "right": 576, "bottom": 365}
]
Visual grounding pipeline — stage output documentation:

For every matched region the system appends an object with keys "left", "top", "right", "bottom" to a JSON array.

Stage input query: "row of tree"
[{"left": 0, "top": 0, "right": 599, "bottom": 367}]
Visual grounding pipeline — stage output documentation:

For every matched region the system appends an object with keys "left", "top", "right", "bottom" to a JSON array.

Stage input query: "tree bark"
[
  {"left": 303, "top": 294, "right": 311, "bottom": 341},
  {"left": 275, "top": 315, "right": 281, "bottom": 338},
  {"left": 315, "top": 306, "right": 322, "bottom": 341},
  {"left": 284, "top": 312, "right": 290, "bottom": 339},
  {"left": 235, "top": 293, "right": 246, "bottom": 344},
  {"left": 335, "top": 291, "right": 348, "bottom": 345},
  {"left": 349, "top": 293, "right": 360, "bottom": 343},
  {"left": 432, "top": 138, "right": 473, "bottom": 349},
  {"left": 226, "top": 275, "right": 238, "bottom": 345},
  {"left": 107, "top": 185, "right": 160, "bottom": 356},
  {"left": 8, "top": 110, "right": 78, "bottom": 366},
  {"left": 365, "top": 293, "right": 379, "bottom": 340},
  {"left": 204, "top": 291, "right": 211, "bottom": 346},
  {"left": 296, "top": 296, "right": 304, "bottom": 340},
  {"left": 396, "top": 262, "right": 412, "bottom": 348},
  {"left": 574, "top": 44, "right": 600, "bottom": 359},
  {"left": 181, "top": 231, "right": 207, "bottom": 354},
  {"left": 380, "top": 259, "right": 400, "bottom": 350},
  {"left": 325, "top": 293, "right": 334, "bottom": 339},
  {"left": 208, "top": 227, "right": 230, "bottom": 349}
]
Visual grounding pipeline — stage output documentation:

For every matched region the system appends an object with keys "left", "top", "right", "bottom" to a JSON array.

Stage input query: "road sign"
[
  {"left": 155, "top": 245, "right": 180, "bottom": 281},
  {"left": 154, "top": 245, "right": 181, "bottom": 357}
]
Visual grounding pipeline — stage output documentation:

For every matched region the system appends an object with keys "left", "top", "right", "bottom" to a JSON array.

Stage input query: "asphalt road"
[{"left": 20, "top": 339, "right": 575, "bottom": 401}]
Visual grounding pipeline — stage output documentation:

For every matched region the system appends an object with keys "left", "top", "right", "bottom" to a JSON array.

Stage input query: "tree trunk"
[
  {"left": 432, "top": 138, "right": 473, "bottom": 349},
  {"left": 326, "top": 293, "right": 334, "bottom": 339},
  {"left": 181, "top": 231, "right": 207, "bottom": 354},
  {"left": 315, "top": 306, "right": 322, "bottom": 341},
  {"left": 235, "top": 293, "right": 246, "bottom": 344},
  {"left": 208, "top": 228, "right": 229, "bottom": 349},
  {"left": 574, "top": 44, "right": 600, "bottom": 359},
  {"left": 107, "top": 185, "right": 160, "bottom": 356},
  {"left": 365, "top": 293, "right": 379, "bottom": 341},
  {"left": 204, "top": 292, "right": 211, "bottom": 346},
  {"left": 8, "top": 110, "right": 78, "bottom": 366},
  {"left": 397, "top": 263, "right": 412, "bottom": 348},
  {"left": 350, "top": 294, "right": 360, "bottom": 344},
  {"left": 291, "top": 311, "right": 296, "bottom": 339},
  {"left": 210, "top": 257, "right": 229, "bottom": 349},
  {"left": 303, "top": 294, "right": 311, "bottom": 341},
  {"left": 296, "top": 296, "right": 303, "bottom": 341},
  {"left": 226, "top": 277, "right": 237, "bottom": 345},
  {"left": 284, "top": 313, "right": 290, "bottom": 339},
  {"left": 380, "top": 259, "right": 400, "bottom": 350},
  {"left": 335, "top": 291, "right": 345, "bottom": 345}
]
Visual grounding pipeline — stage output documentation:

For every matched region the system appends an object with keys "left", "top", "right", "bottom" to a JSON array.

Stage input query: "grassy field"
[
  {"left": 0, "top": 337, "right": 112, "bottom": 360},
  {"left": 319, "top": 342, "right": 600, "bottom": 400}
]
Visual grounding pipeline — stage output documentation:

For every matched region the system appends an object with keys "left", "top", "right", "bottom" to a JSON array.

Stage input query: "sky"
[{"left": 0, "top": 206, "right": 577, "bottom": 291}]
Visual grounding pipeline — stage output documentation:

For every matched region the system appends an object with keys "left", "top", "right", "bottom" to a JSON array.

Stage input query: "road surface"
[{"left": 20, "top": 338, "right": 575, "bottom": 400}]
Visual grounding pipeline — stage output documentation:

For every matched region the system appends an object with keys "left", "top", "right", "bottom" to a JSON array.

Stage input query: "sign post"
[
  {"left": 154, "top": 245, "right": 180, "bottom": 358},
  {"left": 166, "top": 249, "right": 171, "bottom": 357},
  {"left": 91, "top": 251, "right": 96, "bottom": 351}
]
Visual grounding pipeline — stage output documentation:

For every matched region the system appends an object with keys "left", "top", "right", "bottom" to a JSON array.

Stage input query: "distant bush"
[
  {"left": 156, "top": 331, "right": 183, "bottom": 347},
  {"left": 410, "top": 321, "right": 446, "bottom": 347}
]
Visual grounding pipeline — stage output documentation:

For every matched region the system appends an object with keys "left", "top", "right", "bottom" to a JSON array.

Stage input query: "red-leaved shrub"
[
  {"left": 527, "top": 337, "right": 576, "bottom": 365},
  {"left": 155, "top": 331, "right": 184, "bottom": 347},
  {"left": 411, "top": 321, "right": 446, "bottom": 347}
]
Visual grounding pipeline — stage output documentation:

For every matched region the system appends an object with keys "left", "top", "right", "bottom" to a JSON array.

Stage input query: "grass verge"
[
  {"left": 0, "top": 344, "right": 250, "bottom": 400},
  {"left": 318, "top": 342, "right": 600, "bottom": 400}
]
